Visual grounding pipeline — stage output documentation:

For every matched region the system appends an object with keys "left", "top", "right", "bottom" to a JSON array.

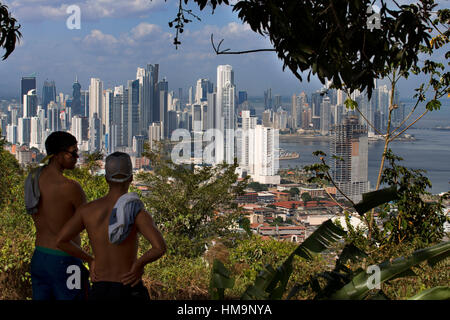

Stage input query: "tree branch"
[
  {"left": 320, "top": 157, "right": 357, "bottom": 208},
  {"left": 389, "top": 109, "right": 429, "bottom": 142},
  {"left": 211, "top": 33, "right": 276, "bottom": 55}
]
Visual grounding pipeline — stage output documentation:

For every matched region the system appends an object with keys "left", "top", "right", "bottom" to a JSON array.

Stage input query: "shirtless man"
[
  {"left": 56, "top": 152, "right": 166, "bottom": 300},
  {"left": 28, "top": 131, "right": 89, "bottom": 300}
]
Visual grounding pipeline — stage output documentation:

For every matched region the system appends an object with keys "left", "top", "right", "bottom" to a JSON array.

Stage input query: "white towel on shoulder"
[{"left": 108, "top": 192, "right": 144, "bottom": 244}]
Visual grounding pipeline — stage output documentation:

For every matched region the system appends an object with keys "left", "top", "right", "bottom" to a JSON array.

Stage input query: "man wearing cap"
[
  {"left": 57, "top": 152, "right": 166, "bottom": 300},
  {"left": 25, "top": 131, "right": 90, "bottom": 300}
]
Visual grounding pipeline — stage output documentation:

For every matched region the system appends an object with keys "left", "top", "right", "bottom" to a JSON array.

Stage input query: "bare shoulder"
[
  {"left": 135, "top": 209, "right": 156, "bottom": 225},
  {"left": 75, "top": 197, "right": 104, "bottom": 217},
  {"left": 62, "top": 177, "right": 83, "bottom": 193}
]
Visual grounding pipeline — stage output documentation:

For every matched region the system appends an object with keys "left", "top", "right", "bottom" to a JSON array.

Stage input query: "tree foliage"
[
  {"left": 373, "top": 149, "right": 448, "bottom": 246},
  {"left": 136, "top": 142, "right": 249, "bottom": 257},
  {"left": 0, "top": 2, "right": 22, "bottom": 60},
  {"left": 163, "top": 0, "right": 445, "bottom": 98}
]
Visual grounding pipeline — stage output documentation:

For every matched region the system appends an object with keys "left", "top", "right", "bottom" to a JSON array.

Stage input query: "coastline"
[{"left": 279, "top": 133, "right": 416, "bottom": 143}]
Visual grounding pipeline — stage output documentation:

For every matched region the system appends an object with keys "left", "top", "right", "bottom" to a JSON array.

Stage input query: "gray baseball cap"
[{"left": 105, "top": 152, "right": 133, "bottom": 183}]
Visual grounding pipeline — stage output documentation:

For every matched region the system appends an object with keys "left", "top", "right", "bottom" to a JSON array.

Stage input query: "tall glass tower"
[
  {"left": 72, "top": 77, "right": 82, "bottom": 116},
  {"left": 216, "top": 65, "right": 236, "bottom": 164}
]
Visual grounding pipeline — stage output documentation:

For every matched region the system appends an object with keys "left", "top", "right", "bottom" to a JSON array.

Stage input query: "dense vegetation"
[{"left": 0, "top": 139, "right": 448, "bottom": 300}]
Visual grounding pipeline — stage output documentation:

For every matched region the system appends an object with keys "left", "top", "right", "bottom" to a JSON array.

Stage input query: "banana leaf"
[
  {"left": 330, "top": 241, "right": 450, "bottom": 300},
  {"left": 241, "top": 219, "right": 346, "bottom": 300},
  {"left": 354, "top": 186, "right": 399, "bottom": 215},
  {"left": 209, "top": 259, "right": 235, "bottom": 299},
  {"left": 408, "top": 286, "right": 450, "bottom": 300}
]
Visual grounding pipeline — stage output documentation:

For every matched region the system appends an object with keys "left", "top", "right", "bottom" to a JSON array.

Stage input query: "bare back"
[
  {"left": 80, "top": 197, "right": 139, "bottom": 282},
  {"left": 33, "top": 166, "right": 84, "bottom": 249}
]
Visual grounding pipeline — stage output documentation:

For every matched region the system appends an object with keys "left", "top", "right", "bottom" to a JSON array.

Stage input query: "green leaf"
[
  {"left": 344, "top": 98, "right": 358, "bottom": 110},
  {"left": 293, "top": 219, "right": 347, "bottom": 260},
  {"left": 209, "top": 259, "right": 235, "bottom": 300},
  {"left": 408, "top": 286, "right": 450, "bottom": 300},
  {"left": 241, "top": 219, "right": 346, "bottom": 300},
  {"left": 354, "top": 186, "right": 399, "bottom": 215},
  {"left": 330, "top": 241, "right": 450, "bottom": 300},
  {"left": 425, "top": 99, "right": 442, "bottom": 111}
]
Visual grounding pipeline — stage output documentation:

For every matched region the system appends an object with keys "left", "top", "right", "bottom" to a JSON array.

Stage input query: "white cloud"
[
  {"left": 4, "top": 0, "right": 166, "bottom": 21},
  {"left": 83, "top": 29, "right": 118, "bottom": 46},
  {"left": 130, "top": 23, "right": 162, "bottom": 39}
]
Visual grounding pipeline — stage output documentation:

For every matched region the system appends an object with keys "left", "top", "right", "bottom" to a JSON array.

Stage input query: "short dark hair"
[{"left": 45, "top": 131, "right": 78, "bottom": 156}]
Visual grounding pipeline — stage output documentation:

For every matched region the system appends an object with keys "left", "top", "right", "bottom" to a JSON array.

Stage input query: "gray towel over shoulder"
[
  {"left": 108, "top": 192, "right": 144, "bottom": 244},
  {"left": 24, "top": 166, "right": 46, "bottom": 215}
]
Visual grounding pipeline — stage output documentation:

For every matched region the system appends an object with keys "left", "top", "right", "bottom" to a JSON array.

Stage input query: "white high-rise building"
[
  {"left": 71, "top": 115, "right": 84, "bottom": 146},
  {"left": 148, "top": 122, "right": 162, "bottom": 150},
  {"left": 241, "top": 110, "right": 257, "bottom": 171},
  {"left": 248, "top": 125, "right": 280, "bottom": 184},
  {"left": 30, "top": 116, "right": 42, "bottom": 149},
  {"left": 6, "top": 124, "right": 17, "bottom": 144},
  {"left": 89, "top": 78, "right": 103, "bottom": 138},
  {"left": 216, "top": 65, "right": 236, "bottom": 164},
  {"left": 23, "top": 89, "right": 37, "bottom": 118},
  {"left": 188, "top": 86, "right": 193, "bottom": 105},
  {"left": 103, "top": 89, "right": 113, "bottom": 152}
]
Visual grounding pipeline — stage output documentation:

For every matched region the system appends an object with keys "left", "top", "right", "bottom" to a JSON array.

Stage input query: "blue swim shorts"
[{"left": 30, "top": 246, "right": 90, "bottom": 300}]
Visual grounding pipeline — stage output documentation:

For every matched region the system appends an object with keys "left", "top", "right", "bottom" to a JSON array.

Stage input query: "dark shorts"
[
  {"left": 30, "top": 246, "right": 90, "bottom": 300},
  {"left": 89, "top": 281, "right": 150, "bottom": 301}
]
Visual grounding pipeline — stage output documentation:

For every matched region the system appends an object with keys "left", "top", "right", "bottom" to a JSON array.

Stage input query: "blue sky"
[{"left": 0, "top": 0, "right": 448, "bottom": 102}]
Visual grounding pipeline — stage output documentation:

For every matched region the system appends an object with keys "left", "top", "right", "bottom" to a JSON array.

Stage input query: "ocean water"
[
  {"left": 279, "top": 127, "right": 450, "bottom": 194},
  {"left": 248, "top": 99, "right": 450, "bottom": 194}
]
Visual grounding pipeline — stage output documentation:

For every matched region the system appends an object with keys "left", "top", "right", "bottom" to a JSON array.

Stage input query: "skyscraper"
[
  {"left": 148, "top": 122, "right": 162, "bottom": 150},
  {"left": 128, "top": 79, "right": 140, "bottom": 147},
  {"left": 157, "top": 78, "right": 169, "bottom": 138},
  {"left": 72, "top": 77, "right": 82, "bottom": 116},
  {"left": 330, "top": 116, "right": 369, "bottom": 202},
  {"left": 42, "top": 80, "right": 56, "bottom": 112},
  {"left": 81, "top": 90, "right": 89, "bottom": 117},
  {"left": 21, "top": 76, "right": 36, "bottom": 106},
  {"left": 216, "top": 65, "right": 236, "bottom": 164},
  {"left": 249, "top": 125, "right": 280, "bottom": 184},
  {"left": 103, "top": 89, "right": 113, "bottom": 152},
  {"left": 18, "top": 117, "right": 31, "bottom": 145},
  {"left": 206, "top": 92, "right": 217, "bottom": 130},
  {"left": 89, "top": 114, "right": 101, "bottom": 151},
  {"left": 112, "top": 85, "right": 125, "bottom": 147},
  {"left": 47, "top": 101, "right": 60, "bottom": 132},
  {"left": 188, "top": 86, "right": 193, "bottom": 105},
  {"left": 320, "top": 96, "right": 331, "bottom": 136},
  {"left": 264, "top": 88, "right": 272, "bottom": 110},
  {"left": 23, "top": 89, "right": 38, "bottom": 118},
  {"left": 195, "top": 78, "right": 213, "bottom": 104},
  {"left": 238, "top": 91, "right": 248, "bottom": 106},
  {"left": 89, "top": 78, "right": 103, "bottom": 122},
  {"left": 89, "top": 78, "right": 103, "bottom": 148},
  {"left": 241, "top": 110, "right": 257, "bottom": 172}
]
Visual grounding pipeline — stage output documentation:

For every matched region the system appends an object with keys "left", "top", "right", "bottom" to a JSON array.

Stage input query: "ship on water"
[{"left": 278, "top": 149, "right": 300, "bottom": 160}]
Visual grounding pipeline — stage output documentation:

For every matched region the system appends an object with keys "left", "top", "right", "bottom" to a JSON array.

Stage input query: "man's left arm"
[{"left": 56, "top": 208, "right": 93, "bottom": 265}]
